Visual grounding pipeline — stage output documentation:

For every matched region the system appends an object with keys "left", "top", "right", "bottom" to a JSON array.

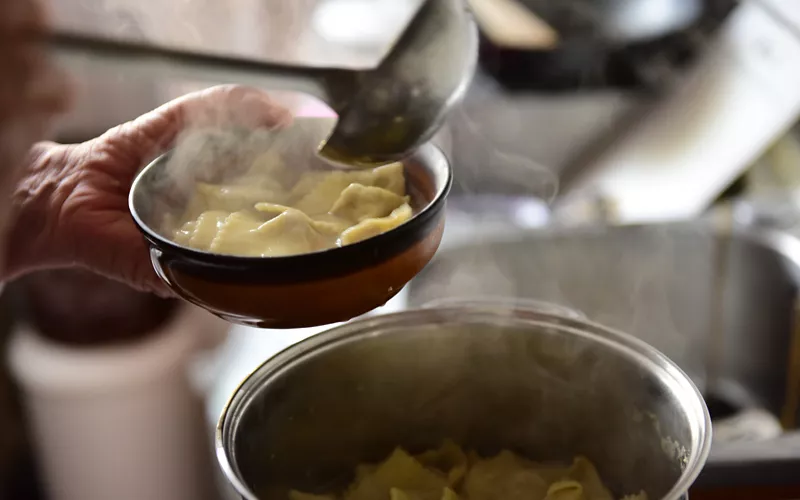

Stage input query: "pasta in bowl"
[
  {"left": 169, "top": 161, "right": 414, "bottom": 257},
  {"left": 128, "top": 119, "right": 452, "bottom": 328}
]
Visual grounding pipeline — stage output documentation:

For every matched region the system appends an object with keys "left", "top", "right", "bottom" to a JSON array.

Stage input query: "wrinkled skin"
[
  {"left": 5, "top": 87, "right": 291, "bottom": 295},
  {"left": 0, "top": 1, "right": 291, "bottom": 295}
]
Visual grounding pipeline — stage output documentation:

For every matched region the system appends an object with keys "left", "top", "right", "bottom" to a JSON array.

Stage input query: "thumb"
[{"left": 98, "top": 84, "right": 292, "bottom": 175}]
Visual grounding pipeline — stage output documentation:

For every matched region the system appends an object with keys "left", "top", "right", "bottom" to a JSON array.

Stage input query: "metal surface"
[
  {"left": 519, "top": 0, "right": 702, "bottom": 44},
  {"left": 50, "top": 0, "right": 478, "bottom": 167},
  {"left": 49, "top": 0, "right": 421, "bottom": 70},
  {"left": 406, "top": 220, "right": 800, "bottom": 467},
  {"left": 594, "top": 0, "right": 703, "bottom": 43},
  {"left": 217, "top": 304, "right": 710, "bottom": 500}
]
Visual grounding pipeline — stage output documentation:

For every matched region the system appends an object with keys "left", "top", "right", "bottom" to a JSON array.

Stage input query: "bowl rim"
[
  {"left": 215, "top": 304, "right": 713, "bottom": 500},
  {"left": 128, "top": 143, "right": 452, "bottom": 282}
]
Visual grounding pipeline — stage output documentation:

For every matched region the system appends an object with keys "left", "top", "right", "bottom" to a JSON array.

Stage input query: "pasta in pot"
[
  {"left": 289, "top": 441, "right": 648, "bottom": 500},
  {"left": 168, "top": 155, "right": 412, "bottom": 257}
]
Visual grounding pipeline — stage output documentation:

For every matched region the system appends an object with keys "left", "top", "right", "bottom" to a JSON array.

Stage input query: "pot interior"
[{"left": 224, "top": 312, "right": 708, "bottom": 499}]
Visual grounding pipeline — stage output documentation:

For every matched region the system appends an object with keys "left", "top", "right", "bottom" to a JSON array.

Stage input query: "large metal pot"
[{"left": 216, "top": 303, "right": 711, "bottom": 500}]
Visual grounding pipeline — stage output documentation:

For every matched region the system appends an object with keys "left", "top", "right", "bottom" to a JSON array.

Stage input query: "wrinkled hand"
[{"left": 3, "top": 85, "right": 291, "bottom": 296}]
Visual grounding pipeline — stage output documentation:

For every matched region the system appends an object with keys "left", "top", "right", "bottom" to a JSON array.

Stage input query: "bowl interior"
[
  {"left": 129, "top": 118, "right": 450, "bottom": 261},
  {"left": 222, "top": 310, "right": 709, "bottom": 500}
]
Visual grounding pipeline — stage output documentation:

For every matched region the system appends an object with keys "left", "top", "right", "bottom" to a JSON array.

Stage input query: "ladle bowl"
[
  {"left": 317, "top": 0, "right": 479, "bottom": 165},
  {"left": 128, "top": 127, "right": 452, "bottom": 329}
]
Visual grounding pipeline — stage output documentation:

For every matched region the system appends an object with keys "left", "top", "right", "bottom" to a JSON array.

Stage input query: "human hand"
[{"left": 2, "top": 85, "right": 291, "bottom": 296}]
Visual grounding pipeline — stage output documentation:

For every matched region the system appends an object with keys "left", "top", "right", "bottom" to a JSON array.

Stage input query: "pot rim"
[{"left": 216, "top": 304, "right": 712, "bottom": 500}]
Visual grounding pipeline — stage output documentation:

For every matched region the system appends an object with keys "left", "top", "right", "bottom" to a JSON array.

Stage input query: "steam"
[
  {"left": 415, "top": 49, "right": 702, "bottom": 392},
  {"left": 148, "top": 116, "right": 336, "bottom": 236},
  {"left": 415, "top": 79, "right": 699, "bottom": 382},
  {"left": 450, "top": 90, "right": 560, "bottom": 203},
  {"left": 166, "top": 128, "right": 274, "bottom": 187}
]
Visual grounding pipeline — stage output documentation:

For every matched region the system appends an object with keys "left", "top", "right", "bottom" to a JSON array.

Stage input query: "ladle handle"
[{"left": 48, "top": 32, "right": 343, "bottom": 105}]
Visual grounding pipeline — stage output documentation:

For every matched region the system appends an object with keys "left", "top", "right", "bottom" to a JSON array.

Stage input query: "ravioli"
[
  {"left": 289, "top": 492, "right": 336, "bottom": 500},
  {"left": 289, "top": 443, "right": 649, "bottom": 500},
  {"left": 209, "top": 209, "right": 333, "bottom": 257},
  {"left": 339, "top": 204, "right": 413, "bottom": 246},
  {"left": 292, "top": 171, "right": 362, "bottom": 216},
  {"left": 415, "top": 440, "right": 468, "bottom": 487},
  {"left": 169, "top": 158, "right": 412, "bottom": 257},
  {"left": 174, "top": 210, "right": 228, "bottom": 249},
  {"left": 289, "top": 163, "right": 407, "bottom": 216},
  {"left": 330, "top": 184, "right": 409, "bottom": 223},
  {"left": 345, "top": 449, "right": 448, "bottom": 500},
  {"left": 545, "top": 481, "right": 583, "bottom": 500},
  {"left": 462, "top": 450, "right": 549, "bottom": 500}
]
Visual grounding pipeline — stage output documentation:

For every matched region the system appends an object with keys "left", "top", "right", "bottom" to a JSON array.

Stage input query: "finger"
[
  {"left": 132, "top": 261, "right": 177, "bottom": 299},
  {"left": 88, "top": 263, "right": 175, "bottom": 299},
  {"left": 175, "top": 84, "right": 293, "bottom": 131},
  {"left": 98, "top": 84, "right": 292, "bottom": 171},
  {"left": 80, "top": 221, "right": 176, "bottom": 298},
  {"left": 0, "top": 0, "right": 47, "bottom": 38},
  {"left": 126, "top": 239, "right": 173, "bottom": 297}
]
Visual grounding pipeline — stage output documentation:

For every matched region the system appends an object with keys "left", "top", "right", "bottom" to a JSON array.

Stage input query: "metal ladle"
[{"left": 50, "top": 0, "right": 478, "bottom": 167}]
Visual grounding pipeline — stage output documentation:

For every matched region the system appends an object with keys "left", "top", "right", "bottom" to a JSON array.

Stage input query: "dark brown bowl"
[{"left": 128, "top": 140, "right": 451, "bottom": 329}]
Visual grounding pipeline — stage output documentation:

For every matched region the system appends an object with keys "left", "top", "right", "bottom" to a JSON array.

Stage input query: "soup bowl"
[{"left": 129, "top": 123, "right": 451, "bottom": 329}]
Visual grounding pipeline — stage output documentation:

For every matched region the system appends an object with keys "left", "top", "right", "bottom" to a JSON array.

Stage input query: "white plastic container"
[
  {"left": 8, "top": 304, "right": 227, "bottom": 500},
  {"left": 565, "top": 0, "right": 800, "bottom": 224}
]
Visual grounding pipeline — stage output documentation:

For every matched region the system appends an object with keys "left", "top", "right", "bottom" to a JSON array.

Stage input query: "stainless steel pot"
[{"left": 216, "top": 303, "right": 711, "bottom": 500}]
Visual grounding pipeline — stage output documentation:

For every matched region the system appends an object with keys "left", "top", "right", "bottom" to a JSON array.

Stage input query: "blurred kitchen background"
[{"left": 5, "top": 0, "right": 800, "bottom": 499}]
